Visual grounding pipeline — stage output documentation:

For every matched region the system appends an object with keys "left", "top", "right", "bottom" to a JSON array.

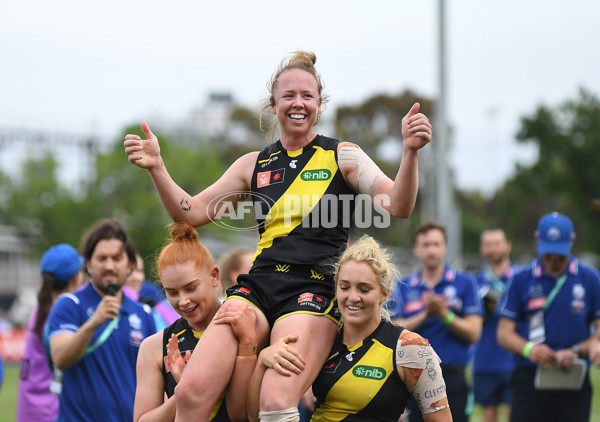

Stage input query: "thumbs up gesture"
[
  {"left": 402, "top": 103, "right": 432, "bottom": 152},
  {"left": 123, "top": 121, "right": 162, "bottom": 170}
]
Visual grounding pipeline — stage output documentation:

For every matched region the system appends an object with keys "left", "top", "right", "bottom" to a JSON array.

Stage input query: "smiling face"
[
  {"left": 270, "top": 68, "right": 322, "bottom": 144},
  {"left": 161, "top": 262, "right": 221, "bottom": 332},
  {"left": 336, "top": 260, "right": 388, "bottom": 335}
]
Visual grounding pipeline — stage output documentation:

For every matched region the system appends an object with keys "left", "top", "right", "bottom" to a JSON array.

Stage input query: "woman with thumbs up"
[{"left": 124, "top": 50, "right": 432, "bottom": 422}]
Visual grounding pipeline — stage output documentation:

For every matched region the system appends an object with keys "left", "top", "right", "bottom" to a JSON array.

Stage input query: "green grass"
[
  {"left": 2, "top": 363, "right": 600, "bottom": 421},
  {"left": 0, "top": 363, "right": 19, "bottom": 421}
]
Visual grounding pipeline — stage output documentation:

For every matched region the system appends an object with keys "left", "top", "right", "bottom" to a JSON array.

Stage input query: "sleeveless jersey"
[
  {"left": 250, "top": 135, "right": 356, "bottom": 269},
  {"left": 161, "top": 318, "right": 230, "bottom": 421},
  {"left": 311, "top": 320, "right": 411, "bottom": 421}
]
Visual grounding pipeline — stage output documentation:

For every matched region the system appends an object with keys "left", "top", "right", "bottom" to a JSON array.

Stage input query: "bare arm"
[
  {"left": 134, "top": 333, "right": 177, "bottom": 422},
  {"left": 50, "top": 295, "right": 120, "bottom": 370},
  {"left": 588, "top": 320, "right": 600, "bottom": 366},
  {"left": 124, "top": 121, "right": 257, "bottom": 227},
  {"left": 214, "top": 303, "right": 258, "bottom": 422},
  {"left": 497, "top": 317, "right": 556, "bottom": 369},
  {"left": 339, "top": 103, "right": 431, "bottom": 219}
]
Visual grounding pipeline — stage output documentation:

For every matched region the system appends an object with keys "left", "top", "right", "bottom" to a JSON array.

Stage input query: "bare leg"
[
  {"left": 175, "top": 298, "right": 270, "bottom": 421},
  {"left": 259, "top": 314, "right": 338, "bottom": 412},
  {"left": 482, "top": 405, "right": 498, "bottom": 422}
]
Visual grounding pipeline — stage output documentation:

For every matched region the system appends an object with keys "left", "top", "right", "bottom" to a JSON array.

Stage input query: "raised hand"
[
  {"left": 124, "top": 121, "right": 162, "bottom": 170},
  {"left": 401, "top": 103, "right": 432, "bottom": 152},
  {"left": 167, "top": 333, "right": 191, "bottom": 384}
]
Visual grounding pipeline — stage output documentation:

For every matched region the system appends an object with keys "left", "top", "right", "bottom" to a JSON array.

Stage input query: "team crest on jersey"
[
  {"left": 130, "top": 329, "right": 143, "bottom": 346},
  {"left": 257, "top": 169, "right": 285, "bottom": 188},
  {"left": 129, "top": 314, "right": 142, "bottom": 330}
]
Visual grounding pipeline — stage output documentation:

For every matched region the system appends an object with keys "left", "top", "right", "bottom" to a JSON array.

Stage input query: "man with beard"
[{"left": 47, "top": 219, "right": 157, "bottom": 421}]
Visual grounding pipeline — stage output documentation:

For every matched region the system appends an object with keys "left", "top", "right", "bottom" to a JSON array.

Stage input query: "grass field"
[{"left": 2, "top": 363, "right": 600, "bottom": 421}]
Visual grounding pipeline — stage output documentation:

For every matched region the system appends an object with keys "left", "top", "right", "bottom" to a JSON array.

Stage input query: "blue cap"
[
  {"left": 40, "top": 244, "right": 84, "bottom": 282},
  {"left": 537, "top": 212, "right": 574, "bottom": 256}
]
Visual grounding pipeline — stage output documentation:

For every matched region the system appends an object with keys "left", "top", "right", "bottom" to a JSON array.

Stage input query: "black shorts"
[
  {"left": 224, "top": 264, "right": 341, "bottom": 327},
  {"left": 510, "top": 365, "right": 592, "bottom": 422}
]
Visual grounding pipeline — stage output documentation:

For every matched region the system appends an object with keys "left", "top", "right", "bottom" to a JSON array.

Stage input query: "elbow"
[
  {"left": 387, "top": 203, "right": 415, "bottom": 219},
  {"left": 469, "top": 328, "right": 482, "bottom": 345},
  {"left": 51, "top": 352, "right": 74, "bottom": 372}
]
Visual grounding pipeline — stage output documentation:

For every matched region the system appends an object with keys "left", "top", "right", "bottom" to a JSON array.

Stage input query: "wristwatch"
[{"left": 571, "top": 344, "right": 582, "bottom": 357}]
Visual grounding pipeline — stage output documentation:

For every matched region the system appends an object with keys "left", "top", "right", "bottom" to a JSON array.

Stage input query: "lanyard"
[
  {"left": 484, "top": 267, "right": 507, "bottom": 294},
  {"left": 544, "top": 274, "right": 568, "bottom": 310},
  {"left": 85, "top": 315, "right": 121, "bottom": 355}
]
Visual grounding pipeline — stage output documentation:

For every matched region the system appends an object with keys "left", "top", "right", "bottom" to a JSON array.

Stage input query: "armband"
[
  {"left": 338, "top": 144, "right": 387, "bottom": 196},
  {"left": 443, "top": 311, "right": 455, "bottom": 325},
  {"left": 523, "top": 341, "right": 534, "bottom": 359}
]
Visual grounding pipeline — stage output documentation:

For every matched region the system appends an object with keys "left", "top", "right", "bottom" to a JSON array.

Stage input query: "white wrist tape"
[
  {"left": 395, "top": 330, "right": 448, "bottom": 415},
  {"left": 338, "top": 144, "right": 387, "bottom": 197}
]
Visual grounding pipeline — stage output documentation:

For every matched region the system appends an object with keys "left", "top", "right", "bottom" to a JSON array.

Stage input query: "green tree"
[
  {"left": 87, "top": 125, "right": 228, "bottom": 263},
  {"left": 461, "top": 88, "right": 600, "bottom": 257},
  {"left": 0, "top": 153, "right": 88, "bottom": 256}
]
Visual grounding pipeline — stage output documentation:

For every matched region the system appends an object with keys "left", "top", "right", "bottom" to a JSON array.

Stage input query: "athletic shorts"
[
  {"left": 224, "top": 264, "right": 340, "bottom": 327},
  {"left": 509, "top": 365, "right": 592, "bottom": 422},
  {"left": 473, "top": 372, "right": 511, "bottom": 406}
]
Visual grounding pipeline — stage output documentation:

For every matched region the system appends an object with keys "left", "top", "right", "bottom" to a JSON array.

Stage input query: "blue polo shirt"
[
  {"left": 472, "top": 264, "right": 517, "bottom": 373},
  {"left": 496, "top": 256, "right": 600, "bottom": 367},
  {"left": 390, "top": 265, "right": 483, "bottom": 366},
  {"left": 47, "top": 282, "right": 157, "bottom": 422}
]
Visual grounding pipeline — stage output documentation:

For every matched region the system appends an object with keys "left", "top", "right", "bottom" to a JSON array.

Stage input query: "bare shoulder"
[
  {"left": 138, "top": 330, "right": 164, "bottom": 366},
  {"left": 227, "top": 151, "right": 260, "bottom": 187}
]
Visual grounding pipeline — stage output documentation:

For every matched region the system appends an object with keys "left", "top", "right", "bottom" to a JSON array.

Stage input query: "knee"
[
  {"left": 260, "top": 386, "right": 299, "bottom": 412},
  {"left": 174, "top": 380, "right": 210, "bottom": 417}
]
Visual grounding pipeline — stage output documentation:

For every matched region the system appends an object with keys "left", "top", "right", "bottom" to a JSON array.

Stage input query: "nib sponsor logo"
[
  {"left": 301, "top": 169, "right": 331, "bottom": 181},
  {"left": 353, "top": 365, "right": 386, "bottom": 380}
]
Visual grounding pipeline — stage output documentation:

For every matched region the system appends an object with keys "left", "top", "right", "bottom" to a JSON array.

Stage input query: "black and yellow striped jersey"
[
  {"left": 250, "top": 135, "right": 356, "bottom": 269},
  {"left": 311, "top": 320, "right": 411, "bottom": 421}
]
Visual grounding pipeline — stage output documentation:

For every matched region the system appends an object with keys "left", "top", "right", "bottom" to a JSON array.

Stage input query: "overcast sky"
[{"left": 1, "top": 0, "right": 599, "bottom": 194}]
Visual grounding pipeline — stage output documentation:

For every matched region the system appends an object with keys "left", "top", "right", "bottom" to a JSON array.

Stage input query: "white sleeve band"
[
  {"left": 338, "top": 145, "right": 387, "bottom": 196},
  {"left": 395, "top": 337, "right": 448, "bottom": 415}
]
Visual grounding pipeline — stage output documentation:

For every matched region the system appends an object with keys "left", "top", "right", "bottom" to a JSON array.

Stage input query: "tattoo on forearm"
[{"left": 180, "top": 199, "right": 191, "bottom": 212}]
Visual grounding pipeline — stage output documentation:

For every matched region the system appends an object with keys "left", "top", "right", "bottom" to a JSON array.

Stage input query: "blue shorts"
[
  {"left": 225, "top": 264, "right": 340, "bottom": 327},
  {"left": 473, "top": 372, "right": 511, "bottom": 406}
]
